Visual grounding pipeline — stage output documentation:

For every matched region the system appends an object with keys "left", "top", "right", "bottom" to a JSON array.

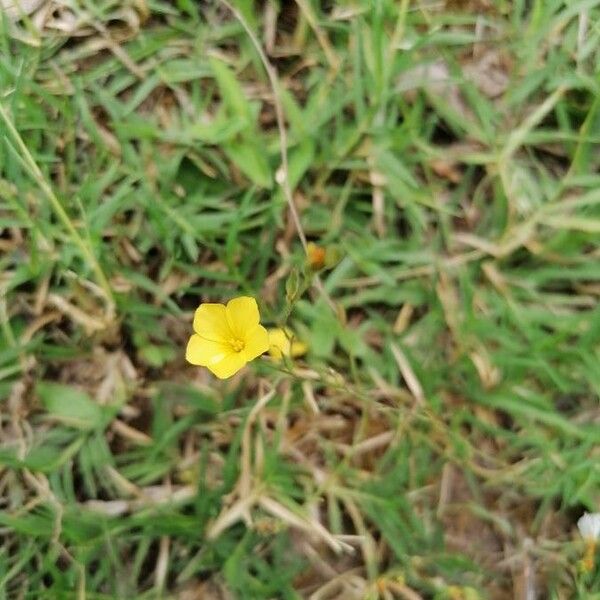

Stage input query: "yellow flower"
[
  {"left": 267, "top": 328, "right": 308, "bottom": 361},
  {"left": 186, "top": 296, "right": 269, "bottom": 379}
]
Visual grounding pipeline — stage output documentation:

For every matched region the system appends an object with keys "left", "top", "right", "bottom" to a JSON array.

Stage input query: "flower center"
[{"left": 229, "top": 338, "right": 245, "bottom": 352}]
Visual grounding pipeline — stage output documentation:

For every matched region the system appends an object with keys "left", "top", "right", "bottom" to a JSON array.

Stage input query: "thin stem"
[
  {"left": 217, "top": 0, "right": 306, "bottom": 248},
  {"left": 215, "top": 0, "right": 337, "bottom": 314},
  {"left": 0, "top": 102, "right": 114, "bottom": 312}
]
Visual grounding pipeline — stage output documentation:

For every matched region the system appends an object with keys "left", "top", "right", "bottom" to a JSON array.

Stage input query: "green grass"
[{"left": 1, "top": 1, "right": 600, "bottom": 598}]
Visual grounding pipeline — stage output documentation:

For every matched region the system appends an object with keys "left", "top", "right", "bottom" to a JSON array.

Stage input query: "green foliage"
[{"left": 1, "top": 0, "right": 599, "bottom": 598}]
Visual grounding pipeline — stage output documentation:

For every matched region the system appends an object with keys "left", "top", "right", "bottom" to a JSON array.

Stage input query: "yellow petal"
[
  {"left": 208, "top": 352, "right": 247, "bottom": 379},
  {"left": 267, "top": 328, "right": 307, "bottom": 360},
  {"left": 268, "top": 328, "right": 290, "bottom": 360},
  {"left": 186, "top": 334, "right": 231, "bottom": 366},
  {"left": 193, "top": 303, "right": 231, "bottom": 342},
  {"left": 290, "top": 340, "right": 308, "bottom": 358},
  {"left": 242, "top": 324, "right": 270, "bottom": 361},
  {"left": 226, "top": 296, "right": 260, "bottom": 338}
]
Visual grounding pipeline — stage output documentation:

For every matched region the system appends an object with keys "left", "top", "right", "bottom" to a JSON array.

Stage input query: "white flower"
[{"left": 577, "top": 512, "right": 600, "bottom": 541}]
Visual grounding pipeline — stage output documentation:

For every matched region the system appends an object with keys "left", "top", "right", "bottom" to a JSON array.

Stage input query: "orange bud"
[{"left": 307, "top": 242, "right": 326, "bottom": 270}]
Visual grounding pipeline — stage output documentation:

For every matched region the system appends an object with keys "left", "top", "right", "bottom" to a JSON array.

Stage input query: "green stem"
[{"left": 0, "top": 102, "right": 114, "bottom": 310}]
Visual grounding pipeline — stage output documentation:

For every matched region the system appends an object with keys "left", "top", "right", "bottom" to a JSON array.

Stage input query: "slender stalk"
[
  {"left": 0, "top": 102, "right": 114, "bottom": 311},
  {"left": 215, "top": 0, "right": 337, "bottom": 314}
]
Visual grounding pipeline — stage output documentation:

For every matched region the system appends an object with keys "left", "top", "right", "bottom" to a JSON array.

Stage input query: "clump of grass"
[{"left": 1, "top": 1, "right": 600, "bottom": 598}]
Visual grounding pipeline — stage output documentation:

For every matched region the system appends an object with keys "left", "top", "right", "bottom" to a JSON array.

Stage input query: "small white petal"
[{"left": 577, "top": 512, "right": 600, "bottom": 541}]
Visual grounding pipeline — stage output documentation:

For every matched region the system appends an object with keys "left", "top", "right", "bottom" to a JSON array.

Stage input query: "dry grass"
[{"left": 1, "top": 1, "right": 600, "bottom": 598}]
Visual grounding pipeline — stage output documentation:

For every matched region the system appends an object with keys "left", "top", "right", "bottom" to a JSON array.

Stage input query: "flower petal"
[
  {"left": 267, "top": 328, "right": 290, "bottom": 360},
  {"left": 226, "top": 296, "right": 260, "bottom": 338},
  {"left": 267, "top": 328, "right": 307, "bottom": 360},
  {"left": 242, "top": 324, "right": 270, "bottom": 361},
  {"left": 208, "top": 352, "right": 247, "bottom": 379},
  {"left": 290, "top": 340, "right": 308, "bottom": 358},
  {"left": 186, "top": 334, "right": 231, "bottom": 366},
  {"left": 193, "top": 303, "right": 231, "bottom": 342}
]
